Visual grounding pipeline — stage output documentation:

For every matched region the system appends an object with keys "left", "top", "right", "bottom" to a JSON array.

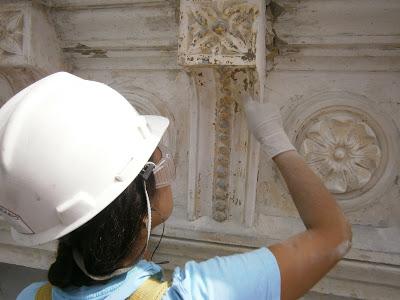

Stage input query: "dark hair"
[{"left": 48, "top": 172, "right": 156, "bottom": 288}]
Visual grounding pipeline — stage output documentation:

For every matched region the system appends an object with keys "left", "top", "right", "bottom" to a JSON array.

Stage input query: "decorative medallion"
[
  {"left": 283, "top": 92, "right": 399, "bottom": 212},
  {"left": 179, "top": 0, "right": 261, "bottom": 65},
  {"left": 188, "top": 2, "right": 258, "bottom": 56},
  {"left": 299, "top": 110, "right": 382, "bottom": 195}
]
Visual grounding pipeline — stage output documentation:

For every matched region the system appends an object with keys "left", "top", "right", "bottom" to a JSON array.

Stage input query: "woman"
[{"left": 0, "top": 72, "right": 351, "bottom": 299}]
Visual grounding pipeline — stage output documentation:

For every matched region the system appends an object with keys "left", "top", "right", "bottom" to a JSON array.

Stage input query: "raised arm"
[
  {"left": 270, "top": 151, "right": 352, "bottom": 300},
  {"left": 244, "top": 99, "right": 352, "bottom": 300}
]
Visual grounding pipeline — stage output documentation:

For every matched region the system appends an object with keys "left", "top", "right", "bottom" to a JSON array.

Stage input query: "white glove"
[{"left": 243, "top": 96, "right": 296, "bottom": 159}]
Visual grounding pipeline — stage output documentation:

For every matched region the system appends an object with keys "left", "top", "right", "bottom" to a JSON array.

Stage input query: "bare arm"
[
  {"left": 243, "top": 98, "right": 352, "bottom": 299},
  {"left": 269, "top": 150, "right": 352, "bottom": 300}
]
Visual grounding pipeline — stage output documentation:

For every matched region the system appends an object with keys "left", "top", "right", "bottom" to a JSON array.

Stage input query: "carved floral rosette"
[
  {"left": 282, "top": 92, "right": 400, "bottom": 213},
  {"left": 299, "top": 112, "right": 382, "bottom": 195},
  {"left": 179, "top": 0, "right": 260, "bottom": 66}
]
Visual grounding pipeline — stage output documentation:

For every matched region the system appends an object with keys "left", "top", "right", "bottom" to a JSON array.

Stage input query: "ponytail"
[{"left": 48, "top": 238, "right": 89, "bottom": 287}]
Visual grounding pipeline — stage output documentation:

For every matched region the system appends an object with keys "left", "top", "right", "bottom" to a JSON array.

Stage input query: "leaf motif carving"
[
  {"left": 0, "top": 11, "right": 24, "bottom": 55},
  {"left": 186, "top": 2, "right": 257, "bottom": 56},
  {"left": 6, "top": 13, "right": 22, "bottom": 32},
  {"left": 0, "top": 36, "right": 22, "bottom": 54}
]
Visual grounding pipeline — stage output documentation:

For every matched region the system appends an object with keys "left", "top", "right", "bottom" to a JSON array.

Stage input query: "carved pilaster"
[
  {"left": 212, "top": 70, "right": 233, "bottom": 221},
  {"left": 180, "top": 0, "right": 266, "bottom": 224}
]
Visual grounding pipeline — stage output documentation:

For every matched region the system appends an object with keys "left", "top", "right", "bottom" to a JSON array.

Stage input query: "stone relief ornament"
[
  {"left": 0, "top": 11, "right": 23, "bottom": 55},
  {"left": 300, "top": 114, "right": 382, "bottom": 194},
  {"left": 179, "top": 0, "right": 262, "bottom": 65},
  {"left": 212, "top": 70, "right": 233, "bottom": 222},
  {"left": 180, "top": 1, "right": 266, "bottom": 223},
  {"left": 188, "top": 2, "right": 258, "bottom": 56},
  {"left": 284, "top": 92, "right": 399, "bottom": 212}
]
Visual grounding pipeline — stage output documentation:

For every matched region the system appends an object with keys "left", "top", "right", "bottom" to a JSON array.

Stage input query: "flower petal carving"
[
  {"left": 351, "top": 164, "right": 372, "bottom": 187},
  {"left": 302, "top": 139, "right": 329, "bottom": 156},
  {"left": 220, "top": 32, "right": 248, "bottom": 53},
  {"left": 300, "top": 115, "right": 382, "bottom": 194},
  {"left": 325, "top": 171, "right": 347, "bottom": 193},
  {"left": 192, "top": 7, "right": 216, "bottom": 27}
]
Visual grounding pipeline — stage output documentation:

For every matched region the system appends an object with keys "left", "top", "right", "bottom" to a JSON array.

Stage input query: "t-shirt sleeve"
[
  {"left": 16, "top": 281, "right": 47, "bottom": 300},
  {"left": 163, "top": 247, "right": 281, "bottom": 300}
]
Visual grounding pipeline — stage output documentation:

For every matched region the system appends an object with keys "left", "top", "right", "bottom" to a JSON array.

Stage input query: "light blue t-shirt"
[{"left": 17, "top": 247, "right": 280, "bottom": 300}]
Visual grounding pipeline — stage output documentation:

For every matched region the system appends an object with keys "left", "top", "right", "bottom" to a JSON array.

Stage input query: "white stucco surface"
[{"left": 0, "top": 0, "right": 399, "bottom": 299}]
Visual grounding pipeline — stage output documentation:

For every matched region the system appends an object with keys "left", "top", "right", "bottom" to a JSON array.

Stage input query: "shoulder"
[
  {"left": 16, "top": 281, "right": 48, "bottom": 300},
  {"left": 163, "top": 248, "right": 281, "bottom": 300}
]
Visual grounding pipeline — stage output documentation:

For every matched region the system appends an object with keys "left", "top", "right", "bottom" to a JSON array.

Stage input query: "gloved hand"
[{"left": 243, "top": 96, "right": 296, "bottom": 159}]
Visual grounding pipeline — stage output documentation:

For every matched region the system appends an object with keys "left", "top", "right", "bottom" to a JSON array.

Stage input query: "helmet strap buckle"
[{"left": 139, "top": 162, "right": 155, "bottom": 180}]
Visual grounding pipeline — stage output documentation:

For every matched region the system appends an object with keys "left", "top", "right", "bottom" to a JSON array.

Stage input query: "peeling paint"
[
  {"left": 64, "top": 43, "right": 108, "bottom": 57},
  {"left": 265, "top": 1, "right": 287, "bottom": 66},
  {"left": 269, "top": 1, "right": 285, "bottom": 20}
]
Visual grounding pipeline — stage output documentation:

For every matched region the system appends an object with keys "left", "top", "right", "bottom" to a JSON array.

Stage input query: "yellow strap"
[
  {"left": 34, "top": 278, "right": 168, "bottom": 300},
  {"left": 129, "top": 277, "right": 169, "bottom": 300},
  {"left": 35, "top": 283, "right": 52, "bottom": 300}
]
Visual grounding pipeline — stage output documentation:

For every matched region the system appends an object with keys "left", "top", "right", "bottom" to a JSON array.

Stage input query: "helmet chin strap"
[
  {"left": 73, "top": 166, "right": 154, "bottom": 281},
  {"left": 143, "top": 177, "right": 152, "bottom": 248}
]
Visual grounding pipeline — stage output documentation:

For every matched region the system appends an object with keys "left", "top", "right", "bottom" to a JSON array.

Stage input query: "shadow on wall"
[{"left": 0, "top": 263, "right": 47, "bottom": 300}]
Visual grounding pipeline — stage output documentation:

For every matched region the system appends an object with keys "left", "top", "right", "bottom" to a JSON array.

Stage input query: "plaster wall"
[{"left": 0, "top": 0, "right": 399, "bottom": 299}]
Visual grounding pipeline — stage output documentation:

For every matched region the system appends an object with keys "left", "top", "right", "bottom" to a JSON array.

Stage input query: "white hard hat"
[{"left": 0, "top": 72, "right": 169, "bottom": 246}]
